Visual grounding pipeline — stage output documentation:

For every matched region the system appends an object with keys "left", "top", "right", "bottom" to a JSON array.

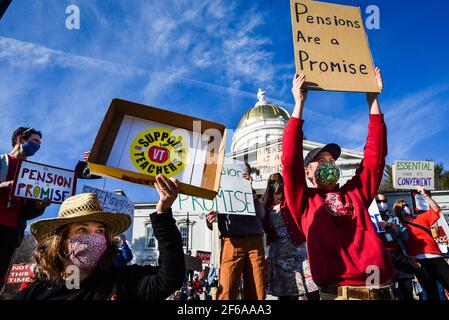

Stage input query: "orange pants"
[{"left": 217, "top": 235, "right": 265, "bottom": 300}]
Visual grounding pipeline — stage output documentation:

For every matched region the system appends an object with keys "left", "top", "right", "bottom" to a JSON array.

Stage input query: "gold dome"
[{"left": 237, "top": 103, "right": 290, "bottom": 129}]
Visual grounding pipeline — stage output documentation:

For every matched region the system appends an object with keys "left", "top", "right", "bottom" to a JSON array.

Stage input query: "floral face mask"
[{"left": 314, "top": 162, "right": 340, "bottom": 186}]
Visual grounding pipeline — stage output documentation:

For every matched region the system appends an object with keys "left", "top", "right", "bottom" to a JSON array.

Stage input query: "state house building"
[{"left": 130, "top": 89, "right": 369, "bottom": 266}]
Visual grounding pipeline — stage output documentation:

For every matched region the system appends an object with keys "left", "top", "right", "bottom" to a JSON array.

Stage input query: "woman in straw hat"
[{"left": 15, "top": 174, "right": 185, "bottom": 300}]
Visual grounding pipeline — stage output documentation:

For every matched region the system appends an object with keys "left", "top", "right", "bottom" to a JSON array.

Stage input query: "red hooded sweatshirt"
[{"left": 282, "top": 114, "right": 395, "bottom": 286}]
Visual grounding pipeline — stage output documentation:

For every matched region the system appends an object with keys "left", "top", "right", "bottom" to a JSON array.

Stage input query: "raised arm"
[
  {"left": 281, "top": 74, "right": 309, "bottom": 220},
  {"left": 133, "top": 175, "right": 185, "bottom": 300},
  {"left": 344, "top": 68, "right": 387, "bottom": 205},
  {"left": 206, "top": 210, "right": 217, "bottom": 231},
  {"left": 417, "top": 187, "right": 441, "bottom": 213},
  {"left": 367, "top": 68, "right": 383, "bottom": 115}
]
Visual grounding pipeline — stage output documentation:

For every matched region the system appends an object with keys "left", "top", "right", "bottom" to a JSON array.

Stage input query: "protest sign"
[
  {"left": 12, "top": 160, "right": 76, "bottom": 204},
  {"left": 435, "top": 226, "right": 448, "bottom": 254},
  {"left": 87, "top": 99, "right": 227, "bottom": 200},
  {"left": 7, "top": 264, "right": 35, "bottom": 285},
  {"left": 82, "top": 185, "right": 134, "bottom": 215},
  {"left": 368, "top": 199, "right": 385, "bottom": 234},
  {"left": 172, "top": 161, "right": 256, "bottom": 216},
  {"left": 392, "top": 161, "right": 435, "bottom": 190},
  {"left": 411, "top": 190, "right": 431, "bottom": 213},
  {"left": 254, "top": 144, "right": 283, "bottom": 181},
  {"left": 196, "top": 250, "right": 211, "bottom": 266},
  {"left": 82, "top": 185, "right": 134, "bottom": 240},
  {"left": 290, "top": 0, "right": 379, "bottom": 92}
]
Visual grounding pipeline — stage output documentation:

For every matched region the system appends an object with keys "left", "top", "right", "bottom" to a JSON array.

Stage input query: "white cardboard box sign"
[{"left": 87, "top": 99, "right": 227, "bottom": 200}]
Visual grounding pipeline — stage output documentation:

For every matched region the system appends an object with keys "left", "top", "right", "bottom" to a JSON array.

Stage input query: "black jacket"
[{"left": 15, "top": 209, "right": 185, "bottom": 300}]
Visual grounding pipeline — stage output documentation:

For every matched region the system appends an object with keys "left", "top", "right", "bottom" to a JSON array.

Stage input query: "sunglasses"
[{"left": 376, "top": 200, "right": 387, "bottom": 204}]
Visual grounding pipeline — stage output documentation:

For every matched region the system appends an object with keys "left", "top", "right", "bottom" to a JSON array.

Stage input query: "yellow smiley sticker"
[{"left": 130, "top": 128, "right": 189, "bottom": 178}]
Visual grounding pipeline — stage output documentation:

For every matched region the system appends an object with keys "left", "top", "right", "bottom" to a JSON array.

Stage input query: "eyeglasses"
[{"left": 376, "top": 200, "right": 388, "bottom": 204}]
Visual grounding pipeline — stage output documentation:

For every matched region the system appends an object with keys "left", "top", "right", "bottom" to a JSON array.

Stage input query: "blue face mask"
[{"left": 22, "top": 140, "right": 40, "bottom": 157}]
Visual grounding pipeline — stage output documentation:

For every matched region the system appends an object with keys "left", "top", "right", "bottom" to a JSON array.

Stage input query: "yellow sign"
[
  {"left": 130, "top": 128, "right": 189, "bottom": 178},
  {"left": 290, "top": 0, "right": 380, "bottom": 93}
]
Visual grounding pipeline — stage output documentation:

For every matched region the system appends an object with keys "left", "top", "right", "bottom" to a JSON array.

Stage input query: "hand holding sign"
[
  {"left": 292, "top": 74, "right": 308, "bottom": 105},
  {"left": 0, "top": 180, "right": 14, "bottom": 191},
  {"left": 378, "top": 220, "right": 399, "bottom": 233},
  {"left": 35, "top": 197, "right": 51, "bottom": 209},
  {"left": 291, "top": 73, "right": 308, "bottom": 120},
  {"left": 367, "top": 67, "right": 384, "bottom": 104},
  {"left": 416, "top": 187, "right": 429, "bottom": 198},
  {"left": 154, "top": 174, "right": 180, "bottom": 214},
  {"left": 206, "top": 211, "right": 218, "bottom": 224},
  {"left": 375, "top": 67, "right": 384, "bottom": 92}
]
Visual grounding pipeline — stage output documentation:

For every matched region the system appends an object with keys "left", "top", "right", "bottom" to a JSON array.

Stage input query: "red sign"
[
  {"left": 435, "top": 227, "right": 448, "bottom": 245},
  {"left": 196, "top": 250, "right": 211, "bottom": 265},
  {"left": 7, "top": 264, "right": 35, "bottom": 285},
  {"left": 149, "top": 146, "right": 170, "bottom": 163}
]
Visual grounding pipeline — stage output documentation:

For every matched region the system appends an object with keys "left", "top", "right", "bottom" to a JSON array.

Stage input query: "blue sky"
[{"left": 0, "top": 0, "right": 448, "bottom": 223}]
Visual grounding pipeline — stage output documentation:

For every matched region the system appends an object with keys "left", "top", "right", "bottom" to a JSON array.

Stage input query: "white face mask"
[{"left": 377, "top": 202, "right": 388, "bottom": 211}]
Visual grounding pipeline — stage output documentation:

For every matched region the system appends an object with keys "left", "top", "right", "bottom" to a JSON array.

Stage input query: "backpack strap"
[{"left": 403, "top": 220, "right": 433, "bottom": 237}]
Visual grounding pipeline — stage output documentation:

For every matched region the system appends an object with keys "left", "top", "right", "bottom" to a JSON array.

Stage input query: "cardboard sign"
[
  {"left": 195, "top": 250, "right": 211, "bottom": 266},
  {"left": 12, "top": 160, "right": 76, "bottom": 204},
  {"left": 290, "top": 0, "right": 379, "bottom": 92},
  {"left": 87, "top": 99, "right": 227, "bottom": 200},
  {"left": 185, "top": 254, "right": 203, "bottom": 272},
  {"left": 7, "top": 264, "right": 35, "bottom": 285},
  {"left": 82, "top": 186, "right": 134, "bottom": 215},
  {"left": 392, "top": 161, "right": 435, "bottom": 190},
  {"left": 172, "top": 161, "right": 256, "bottom": 216},
  {"left": 368, "top": 199, "right": 385, "bottom": 234},
  {"left": 254, "top": 144, "right": 283, "bottom": 181}
]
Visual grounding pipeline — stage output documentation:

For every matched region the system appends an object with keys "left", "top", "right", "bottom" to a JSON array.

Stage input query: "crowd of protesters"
[{"left": 1, "top": 69, "right": 449, "bottom": 300}]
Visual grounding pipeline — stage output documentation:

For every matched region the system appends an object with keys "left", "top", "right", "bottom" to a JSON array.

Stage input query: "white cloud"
[
  {"left": 0, "top": 37, "right": 143, "bottom": 76},
  {"left": 383, "top": 86, "right": 449, "bottom": 160},
  {"left": 4, "top": 0, "right": 447, "bottom": 170}
]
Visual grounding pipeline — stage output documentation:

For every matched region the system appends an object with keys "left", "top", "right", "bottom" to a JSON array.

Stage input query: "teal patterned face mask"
[{"left": 314, "top": 162, "right": 340, "bottom": 186}]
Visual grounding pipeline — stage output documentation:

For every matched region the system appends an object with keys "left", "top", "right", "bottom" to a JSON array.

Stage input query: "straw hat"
[{"left": 30, "top": 193, "right": 131, "bottom": 242}]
